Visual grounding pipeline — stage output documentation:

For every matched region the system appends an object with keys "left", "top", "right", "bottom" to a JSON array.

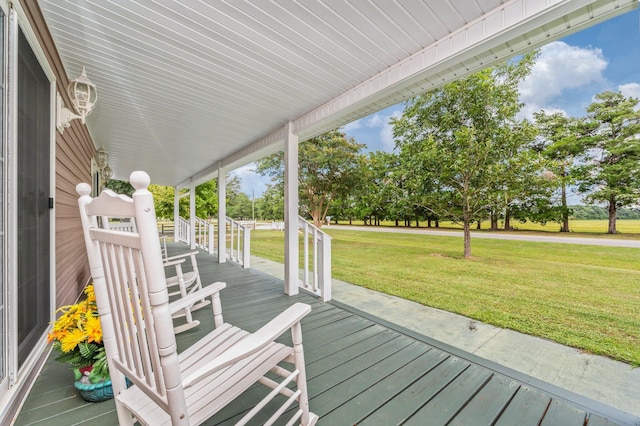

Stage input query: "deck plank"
[
  {"left": 404, "top": 363, "right": 494, "bottom": 425},
  {"left": 322, "top": 349, "right": 450, "bottom": 425},
  {"left": 495, "top": 385, "right": 550, "bottom": 426},
  {"left": 311, "top": 341, "right": 427, "bottom": 417},
  {"left": 587, "top": 413, "right": 621, "bottom": 426},
  {"left": 448, "top": 374, "right": 521, "bottom": 425},
  {"left": 540, "top": 399, "right": 588, "bottom": 426},
  {"left": 14, "top": 244, "right": 639, "bottom": 426},
  {"left": 359, "top": 356, "right": 469, "bottom": 425}
]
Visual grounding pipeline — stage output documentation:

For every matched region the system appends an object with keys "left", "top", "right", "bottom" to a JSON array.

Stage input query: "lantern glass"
[
  {"left": 67, "top": 67, "right": 97, "bottom": 117},
  {"left": 102, "top": 165, "right": 113, "bottom": 181},
  {"left": 94, "top": 146, "right": 109, "bottom": 169},
  {"left": 74, "top": 82, "right": 89, "bottom": 102}
]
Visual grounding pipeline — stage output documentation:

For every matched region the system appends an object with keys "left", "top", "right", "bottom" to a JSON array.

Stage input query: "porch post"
[
  {"left": 189, "top": 180, "right": 196, "bottom": 249},
  {"left": 217, "top": 163, "right": 226, "bottom": 263},
  {"left": 173, "top": 186, "right": 179, "bottom": 242},
  {"left": 284, "top": 122, "right": 299, "bottom": 295}
]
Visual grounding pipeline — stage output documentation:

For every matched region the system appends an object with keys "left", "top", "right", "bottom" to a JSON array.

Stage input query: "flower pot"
[{"left": 74, "top": 378, "right": 114, "bottom": 402}]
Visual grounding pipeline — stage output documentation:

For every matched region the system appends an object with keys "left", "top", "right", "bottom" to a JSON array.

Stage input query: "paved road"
[{"left": 329, "top": 224, "right": 640, "bottom": 248}]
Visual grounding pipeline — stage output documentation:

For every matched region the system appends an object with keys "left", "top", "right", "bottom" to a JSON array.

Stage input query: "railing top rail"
[
  {"left": 226, "top": 216, "right": 251, "bottom": 231},
  {"left": 297, "top": 215, "right": 332, "bottom": 240}
]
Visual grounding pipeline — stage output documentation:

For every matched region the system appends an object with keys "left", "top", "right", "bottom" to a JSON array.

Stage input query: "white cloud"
[
  {"left": 366, "top": 114, "right": 385, "bottom": 128},
  {"left": 518, "top": 41, "right": 607, "bottom": 119},
  {"left": 619, "top": 82, "right": 640, "bottom": 102},
  {"left": 343, "top": 108, "right": 403, "bottom": 151}
]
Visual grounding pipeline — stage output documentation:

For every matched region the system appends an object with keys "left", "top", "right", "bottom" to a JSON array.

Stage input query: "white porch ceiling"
[{"left": 38, "top": 0, "right": 637, "bottom": 188}]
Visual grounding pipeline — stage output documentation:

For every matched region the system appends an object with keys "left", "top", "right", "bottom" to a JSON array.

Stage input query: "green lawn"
[
  {"left": 250, "top": 228, "right": 640, "bottom": 366},
  {"left": 340, "top": 219, "right": 640, "bottom": 237}
]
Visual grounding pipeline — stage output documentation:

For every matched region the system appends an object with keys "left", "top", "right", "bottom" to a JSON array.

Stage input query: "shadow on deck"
[{"left": 15, "top": 244, "right": 639, "bottom": 425}]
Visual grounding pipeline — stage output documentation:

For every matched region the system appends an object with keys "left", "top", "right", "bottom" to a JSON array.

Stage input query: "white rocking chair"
[
  {"left": 77, "top": 171, "right": 317, "bottom": 426},
  {"left": 159, "top": 237, "right": 211, "bottom": 320},
  {"left": 102, "top": 212, "right": 209, "bottom": 334}
]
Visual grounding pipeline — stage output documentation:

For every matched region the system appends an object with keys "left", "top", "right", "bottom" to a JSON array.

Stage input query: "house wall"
[{"left": 22, "top": 0, "right": 94, "bottom": 305}]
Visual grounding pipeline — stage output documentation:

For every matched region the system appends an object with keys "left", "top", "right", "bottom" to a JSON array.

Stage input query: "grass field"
[
  {"left": 250, "top": 227, "right": 640, "bottom": 366},
  {"left": 339, "top": 219, "right": 640, "bottom": 237}
]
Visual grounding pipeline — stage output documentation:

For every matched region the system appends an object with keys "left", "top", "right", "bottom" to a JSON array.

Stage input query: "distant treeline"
[{"left": 569, "top": 205, "right": 640, "bottom": 220}]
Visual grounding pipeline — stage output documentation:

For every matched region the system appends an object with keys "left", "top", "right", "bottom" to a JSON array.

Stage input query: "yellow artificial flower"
[
  {"left": 60, "top": 328, "right": 87, "bottom": 352},
  {"left": 49, "top": 284, "right": 109, "bottom": 382},
  {"left": 85, "top": 316, "right": 102, "bottom": 343}
]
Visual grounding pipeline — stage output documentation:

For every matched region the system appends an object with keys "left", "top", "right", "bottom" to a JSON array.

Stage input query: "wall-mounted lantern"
[
  {"left": 56, "top": 66, "right": 98, "bottom": 133},
  {"left": 93, "top": 145, "right": 112, "bottom": 190}
]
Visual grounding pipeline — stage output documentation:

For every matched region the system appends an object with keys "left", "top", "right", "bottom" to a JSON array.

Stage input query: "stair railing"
[
  {"left": 225, "top": 217, "right": 251, "bottom": 268},
  {"left": 298, "top": 216, "right": 332, "bottom": 301}
]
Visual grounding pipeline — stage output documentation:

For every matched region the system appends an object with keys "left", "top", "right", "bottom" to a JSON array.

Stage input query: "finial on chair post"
[
  {"left": 76, "top": 182, "right": 92, "bottom": 197},
  {"left": 130, "top": 171, "right": 151, "bottom": 191}
]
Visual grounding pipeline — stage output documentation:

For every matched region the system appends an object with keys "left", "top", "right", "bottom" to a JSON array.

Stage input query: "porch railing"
[
  {"left": 194, "top": 216, "right": 215, "bottom": 254},
  {"left": 176, "top": 216, "right": 190, "bottom": 245},
  {"left": 177, "top": 216, "right": 250, "bottom": 268},
  {"left": 298, "top": 216, "right": 332, "bottom": 302},
  {"left": 176, "top": 216, "right": 214, "bottom": 254},
  {"left": 226, "top": 217, "right": 251, "bottom": 268}
]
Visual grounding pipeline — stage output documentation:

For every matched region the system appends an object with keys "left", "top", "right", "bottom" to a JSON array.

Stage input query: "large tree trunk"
[
  {"left": 608, "top": 198, "right": 617, "bottom": 234},
  {"left": 490, "top": 210, "right": 499, "bottom": 231},
  {"left": 560, "top": 181, "right": 570, "bottom": 232},
  {"left": 463, "top": 202, "right": 472, "bottom": 258},
  {"left": 310, "top": 209, "right": 322, "bottom": 228},
  {"left": 504, "top": 208, "right": 511, "bottom": 230}
]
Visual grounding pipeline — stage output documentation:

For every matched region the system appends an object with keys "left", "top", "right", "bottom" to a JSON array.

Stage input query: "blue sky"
[{"left": 238, "top": 8, "right": 640, "bottom": 197}]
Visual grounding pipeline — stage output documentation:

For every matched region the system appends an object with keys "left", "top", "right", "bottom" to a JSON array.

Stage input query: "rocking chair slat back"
[{"left": 91, "top": 229, "right": 167, "bottom": 406}]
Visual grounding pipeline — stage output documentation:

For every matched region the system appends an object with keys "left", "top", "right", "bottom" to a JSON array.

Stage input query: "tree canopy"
[
  {"left": 391, "top": 52, "right": 539, "bottom": 258},
  {"left": 577, "top": 91, "right": 640, "bottom": 233},
  {"left": 256, "top": 130, "right": 365, "bottom": 227}
]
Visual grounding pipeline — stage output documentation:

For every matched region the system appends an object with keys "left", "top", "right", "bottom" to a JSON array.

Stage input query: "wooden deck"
[{"left": 15, "top": 245, "right": 639, "bottom": 425}]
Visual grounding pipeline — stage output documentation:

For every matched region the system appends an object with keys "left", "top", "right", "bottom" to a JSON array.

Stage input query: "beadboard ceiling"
[{"left": 38, "top": 0, "right": 637, "bottom": 187}]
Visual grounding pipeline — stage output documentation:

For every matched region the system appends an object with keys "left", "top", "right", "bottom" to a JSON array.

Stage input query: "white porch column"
[
  {"left": 173, "top": 186, "right": 179, "bottom": 242},
  {"left": 189, "top": 180, "right": 196, "bottom": 250},
  {"left": 217, "top": 163, "right": 226, "bottom": 263},
  {"left": 284, "top": 122, "right": 299, "bottom": 295}
]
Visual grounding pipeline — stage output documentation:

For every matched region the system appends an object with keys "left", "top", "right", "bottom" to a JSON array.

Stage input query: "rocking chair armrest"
[
  {"left": 169, "top": 281, "right": 227, "bottom": 313},
  {"left": 182, "top": 302, "right": 311, "bottom": 388},
  {"left": 164, "top": 251, "right": 199, "bottom": 262},
  {"left": 163, "top": 258, "right": 186, "bottom": 268}
]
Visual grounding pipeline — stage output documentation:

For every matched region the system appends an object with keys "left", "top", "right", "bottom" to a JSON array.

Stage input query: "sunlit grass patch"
[{"left": 251, "top": 228, "right": 640, "bottom": 366}]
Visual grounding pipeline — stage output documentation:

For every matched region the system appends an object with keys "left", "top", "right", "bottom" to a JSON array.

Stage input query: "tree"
[
  {"left": 578, "top": 91, "right": 640, "bottom": 234},
  {"left": 227, "top": 192, "right": 253, "bottom": 219},
  {"left": 149, "top": 184, "right": 183, "bottom": 219},
  {"left": 392, "top": 52, "right": 537, "bottom": 258},
  {"left": 488, "top": 121, "right": 550, "bottom": 230},
  {"left": 105, "top": 179, "right": 178, "bottom": 219},
  {"left": 534, "top": 112, "right": 585, "bottom": 232},
  {"left": 255, "top": 184, "right": 284, "bottom": 220},
  {"left": 104, "top": 179, "right": 134, "bottom": 196},
  {"left": 194, "top": 179, "right": 218, "bottom": 219},
  {"left": 256, "top": 130, "right": 365, "bottom": 227}
]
